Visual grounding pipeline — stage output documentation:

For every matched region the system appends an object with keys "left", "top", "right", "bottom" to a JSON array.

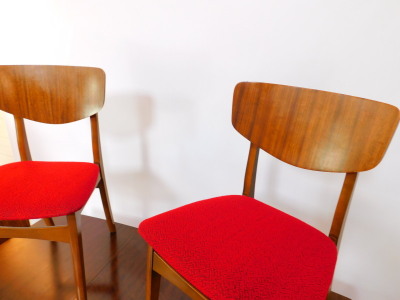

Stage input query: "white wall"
[
  {"left": 0, "top": 113, "right": 14, "bottom": 164},
  {"left": 1, "top": 1, "right": 399, "bottom": 299}
]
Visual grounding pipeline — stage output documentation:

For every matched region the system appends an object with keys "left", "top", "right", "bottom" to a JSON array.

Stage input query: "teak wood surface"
[
  {"left": 0, "top": 216, "right": 350, "bottom": 300},
  {"left": 0, "top": 216, "right": 192, "bottom": 300},
  {"left": 0, "top": 65, "right": 118, "bottom": 299},
  {"left": 0, "top": 65, "right": 115, "bottom": 232},
  {"left": 144, "top": 82, "right": 399, "bottom": 300},
  {"left": 0, "top": 65, "right": 106, "bottom": 124}
]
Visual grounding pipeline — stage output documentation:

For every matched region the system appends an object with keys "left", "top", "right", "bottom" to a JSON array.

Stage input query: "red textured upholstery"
[
  {"left": 139, "top": 195, "right": 337, "bottom": 300},
  {"left": 0, "top": 161, "right": 99, "bottom": 220}
]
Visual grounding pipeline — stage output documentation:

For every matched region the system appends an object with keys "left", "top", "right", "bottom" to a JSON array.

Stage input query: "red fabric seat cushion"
[
  {"left": 0, "top": 161, "right": 99, "bottom": 220},
  {"left": 139, "top": 195, "right": 337, "bottom": 300}
]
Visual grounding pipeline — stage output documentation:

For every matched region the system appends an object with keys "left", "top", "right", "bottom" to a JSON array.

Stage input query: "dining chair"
[
  {"left": 0, "top": 65, "right": 116, "bottom": 300},
  {"left": 139, "top": 82, "right": 399, "bottom": 300}
]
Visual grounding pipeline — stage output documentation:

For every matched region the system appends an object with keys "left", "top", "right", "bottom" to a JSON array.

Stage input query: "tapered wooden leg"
[
  {"left": 44, "top": 218, "right": 55, "bottom": 226},
  {"left": 67, "top": 213, "right": 87, "bottom": 300},
  {"left": 147, "top": 246, "right": 161, "bottom": 300},
  {"left": 91, "top": 115, "right": 116, "bottom": 233},
  {"left": 98, "top": 178, "right": 116, "bottom": 233}
]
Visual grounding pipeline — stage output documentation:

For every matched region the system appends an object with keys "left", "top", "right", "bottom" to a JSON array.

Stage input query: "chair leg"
[
  {"left": 98, "top": 178, "right": 116, "bottom": 233},
  {"left": 67, "top": 213, "right": 87, "bottom": 300},
  {"left": 147, "top": 246, "right": 161, "bottom": 300},
  {"left": 44, "top": 218, "right": 55, "bottom": 226}
]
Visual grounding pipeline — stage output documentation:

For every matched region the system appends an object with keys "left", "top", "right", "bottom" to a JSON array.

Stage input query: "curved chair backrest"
[
  {"left": 233, "top": 82, "right": 399, "bottom": 245},
  {"left": 0, "top": 65, "right": 107, "bottom": 163},
  {"left": 232, "top": 82, "right": 399, "bottom": 173},
  {"left": 0, "top": 65, "right": 105, "bottom": 124}
]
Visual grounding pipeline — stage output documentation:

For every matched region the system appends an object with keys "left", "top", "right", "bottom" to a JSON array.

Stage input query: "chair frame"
[
  {"left": 0, "top": 65, "right": 117, "bottom": 299},
  {"left": 0, "top": 211, "right": 88, "bottom": 299},
  {"left": 143, "top": 82, "right": 399, "bottom": 300}
]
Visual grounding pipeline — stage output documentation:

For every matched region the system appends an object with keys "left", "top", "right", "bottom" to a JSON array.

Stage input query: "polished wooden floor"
[
  {"left": 0, "top": 216, "right": 189, "bottom": 300},
  {"left": 0, "top": 216, "right": 349, "bottom": 300}
]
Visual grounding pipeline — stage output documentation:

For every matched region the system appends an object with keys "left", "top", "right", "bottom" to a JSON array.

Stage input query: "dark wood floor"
[
  {"left": 0, "top": 216, "right": 349, "bottom": 300},
  {"left": 0, "top": 216, "right": 190, "bottom": 300}
]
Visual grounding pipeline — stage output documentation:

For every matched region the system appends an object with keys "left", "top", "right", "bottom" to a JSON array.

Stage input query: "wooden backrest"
[
  {"left": 232, "top": 82, "right": 399, "bottom": 172},
  {"left": 232, "top": 82, "right": 399, "bottom": 245},
  {"left": 0, "top": 65, "right": 106, "bottom": 163},
  {"left": 0, "top": 65, "right": 105, "bottom": 124}
]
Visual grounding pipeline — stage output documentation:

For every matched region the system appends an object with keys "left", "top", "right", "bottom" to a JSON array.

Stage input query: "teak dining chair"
[
  {"left": 0, "top": 65, "right": 116, "bottom": 300},
  {"left": 139, "top": 82, "right": 399, "bottom": 300}
]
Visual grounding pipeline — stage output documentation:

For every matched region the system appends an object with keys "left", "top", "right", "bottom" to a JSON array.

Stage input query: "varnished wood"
[
  {"left": 146, "top": 246, "right": 161, "bottom": 300},
  {"left": 149, "top": 247, "right": 347, "bottom": 300},
  {"left": 0, "top": 216, "right": 190, "bottom": 300},
  {"left": 91, "top": 114, "right": 116, "bottom": 233},
  {"left": 0, "top": 65, "right": 105, "bottom": 124},
  {"left": 152, "top": 250, "right": 207, "bottom": 300},
  {"left": 242, "top": 143, "right": 259, "bottom": 197},
  {"left": 0, "top": 219, "right": 30, "bottom": 244},
  {"left": 0, "top": 212, "right": 88, "bottom": 299},
  {"left": 327, "top": 291, "right": 351, "bottom": 300},
  {"left": 0, "top": 65, "right": 115, "bottom": 233},
  {"left": 232, "top": 82, "right": 399, "bottom": 172},
  {"left": 67, "top": 213, "right": 87, "bottom": 300},
  {"left": 0, "top": 223, "right": 70, "bottom": 242},
  {"left": 0, "top": 216, "right": 349, "bottom": 300},
  {"left": 329, "top": 172, "right": 358, "bottom": 246},
  {"left": 44, "top": 217, "right": 55, "bottom": 226},
  {"left": 0, "top": 65, "right": 117, "bottom": 297},
  {"left": 144, "top": 82, "right": 399, "bottom": 300}
]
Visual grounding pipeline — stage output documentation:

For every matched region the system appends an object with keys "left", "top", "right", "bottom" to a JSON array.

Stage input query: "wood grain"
[
  {"left": 0, "top": 65, "right": 105, "bottom": 124},
  {"left": 152, "top": 250, "right": 207, "bottom": 300},
  {"left": 0, "top": 65, "right": 117, "bottom": 297},
  {"left": 0, "top": 216, "right": 191, "bottom": 300},
  {"left": 0, "top": 212, "right": 88, "bottom": 299},
  {"left": 143, "top": 82, "right": 399, "bottom": 300},
  {"left": 242, "top": 142, "right": 259, "bottom": 197},
  {"left": 232, "top": 82, "right": 399, "bottom": 172},
  {"left": 329, "top": 172, "right": 358, "bottom": 246},
  {"left": 91, "top": 114, "right": 116, "bottom": 233},
  {"left": 0, "top": 65, "right": 115, "bottom": 232}
]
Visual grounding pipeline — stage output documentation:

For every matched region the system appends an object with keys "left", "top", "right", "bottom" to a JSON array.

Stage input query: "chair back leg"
[
  {"left": 44, "top": 218, "right": 55, "bottom": 226},
  {"left": 98, "top": 177, "right": 117, "bottom": 233}
]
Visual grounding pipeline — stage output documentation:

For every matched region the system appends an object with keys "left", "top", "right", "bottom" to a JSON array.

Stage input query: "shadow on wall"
[{"left": 98, "top": 93, "right": 177, "bottom": 227}]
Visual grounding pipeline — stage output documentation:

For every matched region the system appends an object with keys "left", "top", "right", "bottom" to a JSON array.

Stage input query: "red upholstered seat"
[
  {"left": 0, "top": 161, "right": 99, "bottom": 220},
  {"left": 139, "top": 195, "right": 337, "bottom": 300}
]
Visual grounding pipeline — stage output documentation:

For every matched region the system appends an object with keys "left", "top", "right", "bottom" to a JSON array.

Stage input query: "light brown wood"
[
  {"left": 242, "top": 142, "right": 259, "bottom": 197},
  {"left": 152, "top": 249, "right": 208, "bottom": 300},
  {"left": 329, "top": 172, "right": 358, "bottom": 246},
  {"left": 146, "top": 246, "right": 161, "bottom": 300},
  {"left": 44, "top": 217, "right": 55, "bottom": 226},
  {"left": 0, "top": 65, "right": 117, "bottom": 298},
  {"left": 232, "top": 82, "right": 399, "bottom": 172},
  {"left": 144, "top": 82, "right": 399, "bottom": 300},
  {"left": 0, "top": 224, "right": 70, "bottom": 242},
  {"left": 0, "top": 65, "right": 105, "bottom": 124},
  {"left": 0, "top": 212, "right": 88, "bottom": 299},
  {"left": 0, "top": 216, "right": 191, "bottom": 300},
  {"left": 67, "top": 213, "right": 87, "bottom": 300},
  {"left": 0, "top": 65, "right": 115, "bottom": 232},
  {"left": 0, "top": 219, "right": 30, "bottom": 244},
  {"left": 91, "top": 114, "right": 116, "bottom": 233}
]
